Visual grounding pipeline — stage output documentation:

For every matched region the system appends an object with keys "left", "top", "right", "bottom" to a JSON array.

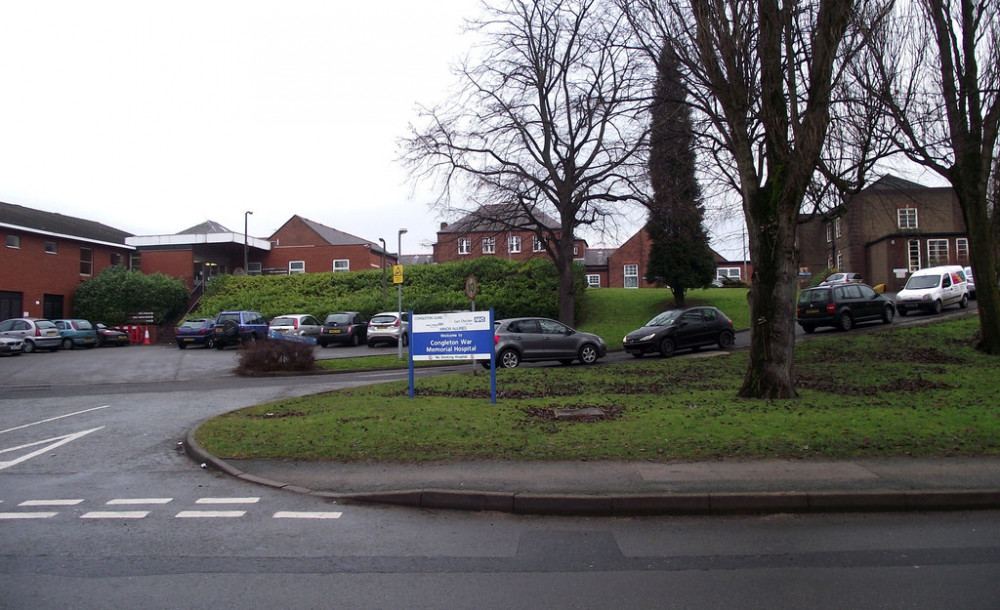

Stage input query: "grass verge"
[{"left": 195, "top": 316, "right": 1000, "bottom": 462}]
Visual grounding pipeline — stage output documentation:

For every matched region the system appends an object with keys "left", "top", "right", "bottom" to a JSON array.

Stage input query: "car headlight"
[{"left": 640, "top": 332, "right": 656, "bottom": 342}]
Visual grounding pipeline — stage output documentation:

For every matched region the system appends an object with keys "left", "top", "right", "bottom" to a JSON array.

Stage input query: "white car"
[
  {"left": 895, "top": 265, "right": 969, "bottom": 315},
  {"left": 0, "top": 335, "right": 24, "bottom": 356},
  {"left": 0, "top": 317, "right": 62, "bottom": 353},
  {"left": 367, "top": 311, "right": 409, "bottom": 347},
  {"left": 268, "top": 314, "right": 322, "bottom": 337}
]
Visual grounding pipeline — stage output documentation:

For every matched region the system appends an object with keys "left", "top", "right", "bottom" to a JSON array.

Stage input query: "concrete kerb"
[{"left": 185, "top": 428, "right": 1000, "bottom": 516}]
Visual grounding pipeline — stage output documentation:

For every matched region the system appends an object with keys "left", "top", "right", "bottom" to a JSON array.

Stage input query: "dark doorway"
[
  {"left": 43, "top": 294, "right": 64, "bottom": 320},
  {"left": 0, "top": 291, "right": 23, "bottom": 321}
]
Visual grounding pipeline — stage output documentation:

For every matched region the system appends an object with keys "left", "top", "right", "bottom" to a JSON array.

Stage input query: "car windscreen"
[
  {"left": 646, "top": 310, "right": 682, "bottom": 326},
  {"left": 325, "top": 314, "right": 352, "bottom": 324},
  {"left": 904, "top": 275, "right": 941, "bottom": 290}
]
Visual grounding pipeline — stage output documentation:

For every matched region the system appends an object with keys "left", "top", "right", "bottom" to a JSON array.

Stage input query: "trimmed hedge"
[{"left": 196, "top": 258, "right": 587, "bottom": 322}]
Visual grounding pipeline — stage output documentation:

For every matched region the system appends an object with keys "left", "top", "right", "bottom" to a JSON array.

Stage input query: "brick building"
[
  {"left": 1, "top": 201, "right": 134, "bottom": 320},
  {"left": 797, "top": 175, "right": 969, "bottom": 291},
  {"left": 265, "top": 216, "right": 394, "bottom": 276}
]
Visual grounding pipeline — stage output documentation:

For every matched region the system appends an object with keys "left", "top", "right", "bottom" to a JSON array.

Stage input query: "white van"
[{"left": 895, "top": 265, "right": 970, "bottom": 315}]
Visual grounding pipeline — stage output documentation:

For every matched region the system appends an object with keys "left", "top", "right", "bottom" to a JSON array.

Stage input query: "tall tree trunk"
[
  {"left": 952, "top": 165, "right": 1000, "bottom": 354},
  {"left": 556, "top": 214, "right": 577, "bottom": 326},
  {"left": 739, "top": 183, "right": 800, "bottom": 398}
]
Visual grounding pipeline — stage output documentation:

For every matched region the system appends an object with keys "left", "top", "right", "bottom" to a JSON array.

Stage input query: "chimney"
[{"left": 440, "top": 222, "right": 448, "bottom": 230}]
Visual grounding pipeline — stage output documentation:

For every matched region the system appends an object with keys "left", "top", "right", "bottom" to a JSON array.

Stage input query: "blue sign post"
[{"left": 408, "top": 309, "right": 496, "bottom": 403}]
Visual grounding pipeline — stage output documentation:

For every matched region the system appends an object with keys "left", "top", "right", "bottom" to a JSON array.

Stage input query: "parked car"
[
  {"left": 94, "top": 323, "right": 130, "bottom": 347},
  {"left": 895, "top": 265, "right": 969, "bottom": 316},
  {"left": 367, "top": 311, "right": 409, "bottom": 347},
  {"left": 0, "top": 317, "right": 62, "bottom": 353},
  {"left": 797, "top": 284, "right": 895, "bottom": 333},
  {"left": 623, "top": 306, "right": 735, "bottom": 358},
  {"left": 318, "top": 311, "right": 368, "bottom": 347},
  {"left": 964, "top": 266, "right": 976, "bottom": 299},
  {"left": 490, "top": 317, "right": 607, "bottom": 368},
  {"left": 819, "top": 272, "right": 864, "bottom": 286},
  {"left": 175, "top": 317, "right": 216, "bottom": 349},
  {"left": 212, "top": 311, "right": 270, "bottom": 349},
  {"left": 52, "top": 319, "right": 99, "bottom": 349},
  {"left": 0, "top": 335, "right": 24, "bottom": 356},
  {"left": 269, "top": 314, "right": 322, "bottom": 338}
]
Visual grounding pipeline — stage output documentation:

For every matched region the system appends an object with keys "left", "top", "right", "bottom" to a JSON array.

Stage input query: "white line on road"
[
  {"left": 0, "top": 512, "right": 58, "bottom": 519},
  {"left": 80, "top": 511, "right": 150, "bottom": 519},
  {"left": 107, "top": 498, "right": 173, "bottom": 505},
  {"left": 195, "top": 497, "right": 260, "bottom": 504},
  {"left": 19, "top": 499, "right": 84, "bottom": 507},
  {"left": 175, "top": 510, "right": 246, "bottom": 518},
  {"left": 273, "top": 511, "right": 342, "bottom": 519},
  {"left": 0, "top": 406, "right": 110, "bottom": 435},
  {"left": 0, "top": 427, "right": 104, "bottom": 471}
]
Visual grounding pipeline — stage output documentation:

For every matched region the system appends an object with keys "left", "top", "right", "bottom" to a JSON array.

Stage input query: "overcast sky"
[{"left": 0, "top": 0, "right": 492, "bottom": 255}]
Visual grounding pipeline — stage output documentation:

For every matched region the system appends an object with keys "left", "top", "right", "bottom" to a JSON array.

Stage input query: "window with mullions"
[
  {"left": 898, "top": 208, "right": 918, "bottom": 229},
  {"left": 624, "top": 264, "right": 639, "bottom": 288}
]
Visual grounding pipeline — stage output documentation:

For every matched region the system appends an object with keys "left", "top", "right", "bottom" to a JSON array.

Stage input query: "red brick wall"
[
  {"left": 264, "top": 244, "right": 384, "bottom": 275},
  {"left": 432, "top": 229, "right": 586, "bottom": 264},
  {"left": 608, "top": 230, "right": 656, "bottom": 288},
  {"left": 140, "top": 250, "right": 195, "bottom": 288},
  {"left": 1, "top": 230, "right": 131, "bottom": 318}
]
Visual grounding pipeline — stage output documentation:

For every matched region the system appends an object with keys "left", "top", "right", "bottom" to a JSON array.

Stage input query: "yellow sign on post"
[{"left": 392, "top": 264, "right": 403, "bottom": 284}]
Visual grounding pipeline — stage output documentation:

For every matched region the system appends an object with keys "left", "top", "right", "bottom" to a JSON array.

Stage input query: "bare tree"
[
  {"left": 621, "top": 0, "right": 891, "bottom": 398},
  {"left": 401, "top": 0, "right": 649, "bottom": 325},
  {"left": 868, "top": 0, "right": 1000, "bottom": 354}
]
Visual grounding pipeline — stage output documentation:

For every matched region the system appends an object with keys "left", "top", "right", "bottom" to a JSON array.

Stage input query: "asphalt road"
[{"left": 1, "top": 305, "right": 996, "bottom": 609}]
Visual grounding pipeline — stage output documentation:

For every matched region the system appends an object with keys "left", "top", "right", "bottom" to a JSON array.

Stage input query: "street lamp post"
[
  {"left": 244, "top": 210, "right": 253, "bottom": 273},
  {"left": 378, "top": 237, "right": 387, "bottom": 301},
  {"left": 397, "top": 228, "right": 407, "bottom": 360}
]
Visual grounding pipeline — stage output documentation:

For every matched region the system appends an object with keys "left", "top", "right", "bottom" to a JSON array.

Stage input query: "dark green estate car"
[{"left": 797, "top": 284, "right": 895, "bottom": 333}]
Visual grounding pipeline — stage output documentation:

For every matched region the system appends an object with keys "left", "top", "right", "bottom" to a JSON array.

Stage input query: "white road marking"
[
  {"left": 175, "top": 510, "right": 246, "bottom": 518},
  {"left": 196, "top": 497, "right": 260, "bottom": 504},
  {"left": 273, "top": 511, "right": 342, "bottom": 519},
  {"left": 19, "top": 499, "right": 84, "bottom": 507},
  {"left": 0, "top": 427, "right": 104, "bottom": 471},
  {"left": 80, "top": 511, "right": 149, "bottom": 519},
  {"left": 0, "top": 512, "right": 58, "bottom": 519},
  {"left": 107, "top": 498, "right": 173, "bottom": 505},
  {"left": 0, "top": 406, "right": 110, "bottom": 435}
]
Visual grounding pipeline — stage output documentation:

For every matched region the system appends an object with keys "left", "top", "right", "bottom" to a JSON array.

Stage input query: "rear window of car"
[
  {"left": 36, "top": 320, "right": 57, "bottom": 329},
  {"left": 370, "top": 315, "right": 398, "bottom": 325},
  {"left": 325, "top": 314, "right": 352, "bottom": 324},
  {"left": 74, "top": 320, "right": 93, "bottom": 330},
  {"left": 799, "top": 289, "right": 831, "bottom": 303},
  {"left": 217, "top": 313, "right": 240, "bottom": 323},
  {"left": 271, "top": 317, "right": 295, "bottom": 326},
  {"left": 180, "top": 319, "right": 208, "bottom": 329}
]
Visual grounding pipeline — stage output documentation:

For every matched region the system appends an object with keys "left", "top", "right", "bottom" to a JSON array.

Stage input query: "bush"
[
  {"left": 73, "top": 266, "right": 188, "bottom": 324},
  {"left": 236, "top": 339, "right": 316, "bottom": 374}
]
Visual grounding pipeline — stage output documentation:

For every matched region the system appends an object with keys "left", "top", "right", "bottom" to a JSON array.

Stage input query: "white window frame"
[
  {"left": 927, "top": 239, "right": 949, "bottom": 266},
  {"left": 532, "top": 235, "right": 545, "bottom": 252},
  {"left": 825, "top": 223, "right": 832, "bottom": 243},
  {"left": 956, "top": 238, "right": 969, "bottom": 262},
  {"left": 482, "top": 237, "right": 496, "bottom": 254},
  {"left": 458, "top": 237, "right": 471, "bottom": 255},
  {"left": 332, "top": 259, "right": 350, "bottom": 272},
  {"left": 80, "top": 247, "right": 93, "bottom": 276},
  {"left": 508, "top": 235, "right": 521, "bottom": 254},
  {"left": 247, "top": 262, "right": 262, "bottom": 276},
  {"left": 586, "top": 274, "right": 601, "bottom": 288},
  {"left": 623, "top": 264, "right": 639, "bottom": 288},
  {"left": 835, "top": 217, "right": 842, "bottom": 238},
  {"left": 836, "top": 250, "right": 844, "bottom": 270},
  {"left": 289, "top": 260, "right": 306, "bottom": 274},
  {"left": 716, "top": 267, "right": 741, "bottom": 281},
  {"left": 908, "top": 239, "right": 921, "bottom": 272},
  {"left": 898, "top": 208, "right": 918, "bottom": 229}
]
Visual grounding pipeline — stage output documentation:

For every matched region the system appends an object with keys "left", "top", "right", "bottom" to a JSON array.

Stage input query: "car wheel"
[
  {"left": 658, "top": 337, "right": 675, "bottom": 358},
  {"left": 578, "top": 344, "right": 598, "bottom": 364},
  {"left": 932, "top": 300, "right": 943, "bottom": 314},
  {"left": 23, "top": 340, "right": 36, "bottom": 354},
  {"left": 177, "top": 342, "right": 187, "bottom": 350},
  {"left": 882, "top": 305, "right": 895, "bottom": 324},
  {"left": 350, "top": 333, "right": 360, "bottom": 347},
  {"left": 498, "top": 348, "right": 520, "bottom": 368},
  {"left": 718, "top": 329, "right": 735, "bottom": 349},
  {"left": 216, "top": 341, "right": 226, "bottom": 350},
  {"left": 97, "top": 336, "right": 105, "bottom": 347},
  {"left": 959, "top": 294, "right": 969, "bottom": 309},
  {"left": 245, "top": 333, "right": 257, "bottom": 347},
  {"left": 897, "top": 307, "right": 908, "bottom": 317},
  {"left": 62, "top": 338, "right": 74, "bottom": 350},
  {"left": 367, "top": 340, "right": 377, "bottom": 348},
  {"left": 401, "top": 333, "right": 409, "bottom": 347},
  {"left": 801, "top": 325, "right": 816, "bottom": 334},
  {"left": 838, "top": 311, "right": 854, "bottom": 331},
  {"left": 205, "top": 337, "right": 215, "bottom": 349}
]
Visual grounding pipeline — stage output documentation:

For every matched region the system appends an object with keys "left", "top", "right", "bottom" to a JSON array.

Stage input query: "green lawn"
[{"left": 197, "top": 316, "right": 1000, "bottom": 462}]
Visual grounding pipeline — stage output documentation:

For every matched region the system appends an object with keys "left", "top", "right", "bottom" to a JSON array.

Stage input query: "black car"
[
  {"left": 797, "top": 283, "right": 894, "bottom": 333},
  {"left": 623, "top": 306, "right": 735, "bottom": 358},
  {"left": 94, "top": 323, "right": 130, "bottom": 347},
  {"left": 317, "top": 311, "right": 368, "bottom": 347},
  {"left": 175, "top": 317, "right": 216, "bottom": 349}
]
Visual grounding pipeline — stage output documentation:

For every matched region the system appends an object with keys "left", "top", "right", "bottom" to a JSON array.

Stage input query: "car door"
[
  {"left": 537, "top": 318, "right": 577, "bottom": 359},
  {"left": 855, "top": 284, "right": 880, "bottom": 320},
  {"left": 505, "top": 319, "right": 542, "bottom": 358},
  {"left": 674, "top": 310, "right": 707, "bottom": 348},
  {"left": 300, "top": 315, "right": 321, "bottom": 336},
  {"left": 940, "top": 273, "right": 957, "bottom": 306}
]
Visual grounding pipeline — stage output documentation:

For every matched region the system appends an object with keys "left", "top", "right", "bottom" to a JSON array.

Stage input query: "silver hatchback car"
[
  {"left": 367, "top": 311, "right": 409, "bottom": 347},
  {"left": 490, "top": 317, "right": 606, "bottom": 368},
  {"left": 0, "top": 317, "right": 62, "bottom": 353}
]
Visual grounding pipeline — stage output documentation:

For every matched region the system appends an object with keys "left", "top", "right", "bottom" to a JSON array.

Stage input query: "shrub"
[
  {"left": 236, "top": 339, "right": 316, "bottom": 374},
  {"left": 73, "top": 266, "right": 188, "bottom": 324}
]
